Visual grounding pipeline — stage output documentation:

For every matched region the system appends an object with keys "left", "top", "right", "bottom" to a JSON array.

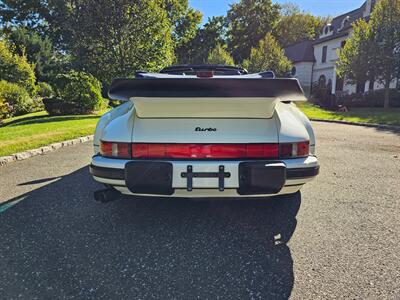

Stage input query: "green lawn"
[
  {"left": 298, "top": 102, "right": 400, "bottom": 126},
  {"left": 0, "top": 111, "right": 105, "bottom": 156}
]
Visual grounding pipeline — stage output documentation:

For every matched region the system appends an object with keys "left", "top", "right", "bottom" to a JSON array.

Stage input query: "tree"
[
  {"left": 337, "top": 19, "right": 374, "bottom": 91},
  {"left": 227, "top": 0, "right": 281, "bottom": 63},
  {"left": 0, "top": 0, "right": 70, "bottom": 48},
  {"left": 0, "top": 40, "right": 36, "bottom": 95},
  {"left": 6, "top": 26, "right": 65, "bottom": 82},
  {"left": 275, "top": 3, "right": 329, "bottom": 47},
  {"left": 66, "top": 0, "right": 175, "bottom": 84},
  {"left": 242, "top": 33, "right": 292, "bottom": 76},
  {"left": 207, "top": 44, "right": 235, "bottom": 65},
  {"left": 368, "top": 0, "right": 400, "bottom": 108},
  {"left": 338, "top": 0, "right": 400, "bottom": 109},
  {"left": 166, "top": 0, "right": 202, "bottom": 49},
  {"left": 0, "top": 0, "right": 201, "bottom": 51},
  {"left": 175, "top": 16, "right": 228, "bottom": 64}
]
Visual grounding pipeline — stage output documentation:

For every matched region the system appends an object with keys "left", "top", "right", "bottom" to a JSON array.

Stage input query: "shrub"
[
  {"left": 37, "top": 82, "right": 54, "bottom": 98},
  {"left": 0, "top": 40, "right": 37, "bottom": 96},
  {"left": 311, "top": 77, "right": 332, "bottom": 107},
  {"left": 42, "top": 97, "right": 69, "bottom": 115},
  {"left": 49, "top": 71, "right": 107, "bottom": 115},
  {"left": 0, "top": 80, "right": 34, "bottom": 116},
  {"left": 0, "top": 97, "right": 11, "bottom": 121},
  {"left": 338, "top": 89, "right": 400, "bottom": 108},
  {"left": 363, "top": 89, "right": 400, "bottom": 108}
]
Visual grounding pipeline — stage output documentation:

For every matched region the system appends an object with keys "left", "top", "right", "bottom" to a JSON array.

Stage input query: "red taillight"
[
  {"left": 196, "top": 71, "right": 214, "bottom": 78},
  {"left": 100, "top": 141, "right": 309, "bottom": 159},
  {"left": 296, "top": 141, "right": 310, "bottom": 157},
  {"left": 100, "top": 141, "right": 131, "bottom": 158},
  {"left": 132, "top": 143, "right": 279, "bottom": 159},
  {"left": 279, "top": 141, "right": 309, "bottom": 158}
]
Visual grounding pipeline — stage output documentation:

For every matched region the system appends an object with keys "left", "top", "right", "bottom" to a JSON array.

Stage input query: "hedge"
[{"left": 44, "top": 71, "right": 107, "bottom": 115}]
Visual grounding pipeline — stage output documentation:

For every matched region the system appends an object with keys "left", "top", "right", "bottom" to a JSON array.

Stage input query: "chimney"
[{"left": 363, "top": 0, "right": 376, "bottom": 17}]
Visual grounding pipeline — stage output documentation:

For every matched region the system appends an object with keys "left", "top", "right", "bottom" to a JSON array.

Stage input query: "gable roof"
[
  {"left": 284, "top": 40, "right": 315, "bottom": 63},
  {"left": 314, "top": 1, "right": 370, "bottom": 44}
]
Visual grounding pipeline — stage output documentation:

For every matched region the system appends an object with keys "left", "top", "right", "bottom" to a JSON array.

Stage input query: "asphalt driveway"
[{"left": 0, "top": 122, "right": 399, "bottom": 299}]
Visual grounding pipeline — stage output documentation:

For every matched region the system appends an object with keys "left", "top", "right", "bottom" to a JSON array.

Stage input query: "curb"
[
  {"left": 310, "top": 118, "right": 400, "bottom": 132},
  {"left": 0, "top": 135, "right": 93, "bottom": 167}
]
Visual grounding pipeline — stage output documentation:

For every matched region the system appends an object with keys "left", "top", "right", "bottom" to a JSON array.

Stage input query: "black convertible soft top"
[{"left": 108, "top": 76, "right": 307, "bottom": 101}]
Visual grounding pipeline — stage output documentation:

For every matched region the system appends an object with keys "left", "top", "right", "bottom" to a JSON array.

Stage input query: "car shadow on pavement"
[
  {"left": 0, "top": 166, "right": 301, "bottom": 300},
  {"left": 375, "top": 126, "right": 400, "bottom": 137}
]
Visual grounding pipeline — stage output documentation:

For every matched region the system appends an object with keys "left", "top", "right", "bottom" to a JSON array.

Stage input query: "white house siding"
[
  {"left": 292, "top": 62, "right": 314, "bottom": 96},
  {"left": 343, "top": 77, "right": 398, "bottom": 95},
  {"left": 313, "top": 36, "right": 348, "bottom": 94}
]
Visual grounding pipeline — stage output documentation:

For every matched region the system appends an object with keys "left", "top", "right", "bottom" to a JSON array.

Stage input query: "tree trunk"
[{"left": 384, "top": 82, "right": 390, "bottom": 109}]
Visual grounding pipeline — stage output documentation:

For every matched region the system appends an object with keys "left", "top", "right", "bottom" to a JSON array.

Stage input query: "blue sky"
[{"left": 189, "top": 0, "right": 366, "bottom": 23}]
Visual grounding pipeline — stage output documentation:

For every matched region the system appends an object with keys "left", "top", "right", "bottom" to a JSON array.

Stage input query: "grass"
[
  {"left": 297, "top": 102, "right": 400, "bottom": 126},
  {"left": 0, "top": 111, "right": 106, "bottom": 156}
]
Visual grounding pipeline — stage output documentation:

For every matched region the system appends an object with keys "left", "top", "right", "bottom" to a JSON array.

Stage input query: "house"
[{"left": 284, "top": 0, "right": 398, "bottom": 97}]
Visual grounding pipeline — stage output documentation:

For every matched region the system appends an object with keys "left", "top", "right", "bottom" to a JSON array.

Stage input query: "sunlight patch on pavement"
[{"left": 0, "top": 197, "right": 26, "bottom": 213}]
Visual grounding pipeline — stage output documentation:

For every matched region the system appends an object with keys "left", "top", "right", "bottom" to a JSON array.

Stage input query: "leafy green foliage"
[
  {"left": 0, "top": 80, "right": 34, "bottom": 116},
  {"left": 0, "top": 40, "right": 37, "bottom": 95},
  {"left": 242, "top": 33, "right": 292, "bottom": 76},
  {"left": 45, "top": 71, "right": 106, "bottom": 115},
  {"left": 66, "top": 0, "right": 174, "bottom": 84},
  {"left": 275, "top": 3, "right": 329, "bottom": 47},
  {"left": 337, "top": 19, "right": 373, "bottom": 85},
  {"left": 0, "top": 97, "right": 11, "bottom": 121},
  {"left": 337, "top": 0, "right": 400, "bottom": 108},
  {"left": 368, "top": 0, "right": 400, "bottom": 108},
  {"left": 6, "top": 26, "right": 65, "bottom": 82},
  {"left": 311, "top": 75, "right": 332, "bottom": 107},
  {"left": 207, "top": 44, "right": 235, "bottom": 66},
  {"left": 176, "top": 16, "right": 228, "bottom": 64},
  {"left": 37, "top": 81, "right": 54, "bottom": 98},
  {"left": 338, "top": 89, "right": 400, "bottom": 108},
  {"left": 227, "top": 0, "right": 281, "bottom": 63},
  {"left": 165, "top": 0, "right": 202, "bottom": 49}
]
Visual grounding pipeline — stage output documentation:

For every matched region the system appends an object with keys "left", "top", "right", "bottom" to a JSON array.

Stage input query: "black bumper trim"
[
  {"left": 286, "top": 166, "right": 319, "bottom": 179},
  {"left": 89, "top": 164, "right": 320, "bottom": 182},
  {"left": 89, "top": 165, "right": 125, "bottom": 180}
]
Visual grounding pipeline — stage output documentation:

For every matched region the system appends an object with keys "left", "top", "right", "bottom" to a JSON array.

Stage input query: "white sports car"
[{"left": 90, "top": 65, "right": 319, "bottom": 201}]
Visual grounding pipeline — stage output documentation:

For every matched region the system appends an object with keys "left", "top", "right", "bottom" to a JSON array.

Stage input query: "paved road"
[{"left": 0, "top": 122, "right": 399, "bottom": 299}]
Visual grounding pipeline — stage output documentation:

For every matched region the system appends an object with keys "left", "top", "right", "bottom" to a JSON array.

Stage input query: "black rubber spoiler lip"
[{"left": 108, "top": 78, "right": 307, "bottom": 101}]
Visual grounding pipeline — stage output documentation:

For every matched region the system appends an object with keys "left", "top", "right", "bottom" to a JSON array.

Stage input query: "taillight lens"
[
  {"left": 100, "top": 141, "right": 131, "bottom": 158},
  {"left": 279, "top": 141, "right": 309, "bottom": 158},
  {"left": 196, "top": 71, "right": 214, "bottom": 78},
  {"left": 131, "top": 143, "right": 279, "bottom": 159},
  {"left": 100, "top": 141, "right": 309, "bottom": 159}
]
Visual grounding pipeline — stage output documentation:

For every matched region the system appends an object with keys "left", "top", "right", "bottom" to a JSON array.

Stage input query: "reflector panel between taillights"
[
  {"left": 100, "top": 141, "right": 309, "bottom": 159},
  {"left": 131, "top": 143, "right": 279, "bottom": 159}
]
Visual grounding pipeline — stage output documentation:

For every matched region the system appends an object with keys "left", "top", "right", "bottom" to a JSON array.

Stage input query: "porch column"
[{"left": 332, "top": 66, "right": 337, "bottom": 94}]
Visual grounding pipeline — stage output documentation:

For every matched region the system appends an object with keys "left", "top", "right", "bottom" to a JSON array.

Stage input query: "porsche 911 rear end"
[{"left": 90, "top": 65, "right": 319, "bottom": 199}]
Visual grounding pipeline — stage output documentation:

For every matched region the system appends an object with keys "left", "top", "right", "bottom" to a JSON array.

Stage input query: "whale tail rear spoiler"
[{"left": 108, "top": 77, "right": 307, "bottom": 118}]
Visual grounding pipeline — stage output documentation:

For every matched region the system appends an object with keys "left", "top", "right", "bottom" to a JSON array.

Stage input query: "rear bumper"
[
  {"left": 90, "top": 164, "right": 319, "bottom": 181},
  {"left": 90, "top": 156, "right": 319, "bottom": 197}
]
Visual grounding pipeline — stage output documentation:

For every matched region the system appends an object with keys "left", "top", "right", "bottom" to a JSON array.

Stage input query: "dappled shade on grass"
[
  {"left": 298, "top": 103, "right": 400, "bottom": 126},
  {"left": 0, "top": 111, "right": 105, "bottom": 156}
]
